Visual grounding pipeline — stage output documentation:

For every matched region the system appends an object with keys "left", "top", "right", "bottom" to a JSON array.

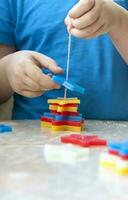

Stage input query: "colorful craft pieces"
[
  {"left": 41, "top": 98, "right": 84, "bottom": 132},
  {"left": 99, "top": 141, "right": 128, "bottom": 175}
]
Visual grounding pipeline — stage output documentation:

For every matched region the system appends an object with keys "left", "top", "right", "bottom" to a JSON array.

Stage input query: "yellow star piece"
[
  {"left": 116, "top": 168, "right": 128, "bottom": 175},
  {"left": 49, "top": 105, "right": 78, "bottom": 112},
  {"left": 99, "top": 152, "right": 128, "bottom": 176},
  {"left": 48, "top": 98, "right": 80, "bottom": 105},
  {"left": 99, "top": 153, "right": 117, "bottom": 169},
  {"left": 52, "top": 125, "right": 82, "bottom": 132},
  {"left": 100, "top": 161, "right": 116, "bottom": 169},
  {"left": 41, "top": 121, "right": 51, "bottom": 128}
]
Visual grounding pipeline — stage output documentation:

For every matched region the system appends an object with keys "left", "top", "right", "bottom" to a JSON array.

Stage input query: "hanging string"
[{"left": 64, "top": 33, "right": 72, "bottom": 99}]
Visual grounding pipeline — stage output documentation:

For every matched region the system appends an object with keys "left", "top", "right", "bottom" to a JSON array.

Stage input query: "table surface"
[{"left": 0, "top": 120, "right": 128, "bottom": 200}]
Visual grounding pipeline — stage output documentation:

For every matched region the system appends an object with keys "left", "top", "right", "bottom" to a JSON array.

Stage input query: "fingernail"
[
  {"left": 68, "top": 25, "right": 72, "bottom": 32},
  {"left": 57, "top": 66, "right": 63, "bottom": 72},
  {"left": 55, "top": 84, "right": 61, "bottom": 89}
]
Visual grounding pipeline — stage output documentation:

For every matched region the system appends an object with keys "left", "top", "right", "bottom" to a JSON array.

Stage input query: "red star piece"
[{"left": 60, "top": 134, "right": 107, "bottom": 147}]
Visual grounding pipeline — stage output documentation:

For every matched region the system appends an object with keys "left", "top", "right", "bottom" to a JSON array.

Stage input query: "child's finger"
[
  {"left": 65, "top": 15, "right": 72, "bottom": 27},
  {"left": 65, "top": 15, "right": 69, "bottom": 25},
  {"left": 24, "top": 63, "right": 60, "bottom": 90},
  {"left": 31, "top": 52, "right": 63, "bottom": 74},
  {"left": 38, "top": 73, "right": 61, "bottom": 90},
  {"left": 20, "top": 90, "right": 43, "bottom": 98},
  {"left": 65, "top": 16, "right": 74, "bottom": 32},
  {"left": 70, "top": 4, "right": 99, "bottom": 30},
  {"left": 70, "top": 19, "right": 104, "bottom": 38},
  {"left": 69, "top": 0, "right": 95, "bottom": 19},
  {"left": 85, "top": 25, "right": 106, "bottom": 39}
]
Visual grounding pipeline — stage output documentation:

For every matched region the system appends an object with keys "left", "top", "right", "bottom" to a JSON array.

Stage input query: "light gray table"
[{"left": 0, "top": 120, "right": 128, "bottom": 200}]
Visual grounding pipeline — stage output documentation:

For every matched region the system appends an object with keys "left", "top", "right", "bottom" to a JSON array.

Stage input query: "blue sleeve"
[
  {"left": 115, "top": 0, "right": 128, "bottom": 9},
  {"left": 0, "top": 0, "right": 15, "bottom": 45}
]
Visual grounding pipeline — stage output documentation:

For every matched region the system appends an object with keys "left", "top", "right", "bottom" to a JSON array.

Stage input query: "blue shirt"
[{"left": 0, "top": 0, "right": 128, "bottom": 120}]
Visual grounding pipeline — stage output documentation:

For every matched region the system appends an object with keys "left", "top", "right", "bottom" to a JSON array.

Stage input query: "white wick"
[{"left": 64, "top": 33, "right": 72, "bottom": 99}]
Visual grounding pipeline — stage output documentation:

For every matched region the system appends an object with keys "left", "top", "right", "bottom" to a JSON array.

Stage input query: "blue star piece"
[
  {"left": 51, "top": 75, "right": 85, "bottom": 94},
  {"left": 108, "top": 141, "right": 128, "bottom": 155},
  {"left": 0, "top": 124, "right": 12, "bottom": 134}
]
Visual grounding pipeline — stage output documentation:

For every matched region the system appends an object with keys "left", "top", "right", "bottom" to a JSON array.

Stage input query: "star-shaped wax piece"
[{"left": 60, "top": 134, "right": 107, "bottom": 147}]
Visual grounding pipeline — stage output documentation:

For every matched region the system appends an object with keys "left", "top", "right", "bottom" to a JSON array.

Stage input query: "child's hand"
[
  {"left": 65, "top": 0, "right": 119, "bottom": 38},
  {"left": 3, "top": 50, "right": 63, "bottom": 97}
]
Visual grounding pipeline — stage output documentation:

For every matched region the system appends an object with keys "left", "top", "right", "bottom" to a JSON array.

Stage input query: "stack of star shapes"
[
  {"left": 99, "top": 141, "right": 128, "bottom": 175},
  {"left": 41, "top": 98, "right": 84, "bottom": 132}
]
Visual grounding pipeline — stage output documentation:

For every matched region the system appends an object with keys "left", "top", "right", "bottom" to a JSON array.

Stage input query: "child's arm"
[
  {"left": 65, "top": 0, "right": 128, "bottom": 63},
  {"left": 108, "top": 6, "right": 128, "bottom": 63},
  {"left": 0, "top": 47, "right": 62, "bottom": 104},
  {"left": 0, "top": 45, "right": 16, "bottom": 103}
]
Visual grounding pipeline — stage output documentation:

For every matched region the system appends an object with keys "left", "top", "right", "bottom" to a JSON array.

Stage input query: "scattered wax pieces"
[
  {"left": 99, "top": 141, "right": 128, "bottom": 176},
  {"left": 44, "top": 144, "right": 89, "bottom": 164},
  {"left": 41, "top": 98, "right": 84, "bottom": 132}
]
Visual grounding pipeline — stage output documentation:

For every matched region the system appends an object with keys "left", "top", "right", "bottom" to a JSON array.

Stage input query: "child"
[{"left": 0, "top": 0, "right": 128, "bottom": 120}]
